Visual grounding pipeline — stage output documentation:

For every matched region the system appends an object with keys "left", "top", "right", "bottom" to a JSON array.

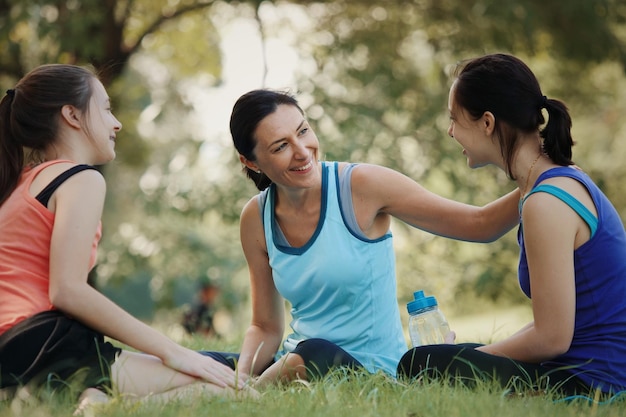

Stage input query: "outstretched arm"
[
  {"left": 350, "top": 163, "right": 520, "bottom": 242},
  {"left": 48, "top": 170, "right": 243, "bottom": 389}
]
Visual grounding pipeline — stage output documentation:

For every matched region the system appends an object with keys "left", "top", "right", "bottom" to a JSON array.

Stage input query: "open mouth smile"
[{"left": 292, "top": 160, "right": 312, "bottom": 171}]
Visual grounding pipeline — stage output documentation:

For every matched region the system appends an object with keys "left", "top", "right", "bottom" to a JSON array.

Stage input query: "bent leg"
[
  {"left": 111, "top": 350, "right": 215, "bottom": 398},
  {"left": 256, "top": 338, "right": 363, "bottom": 387},
  {"left": 397, "top": 343, "right": 590, "bottom": 395},
  {"left": 293, "top": 338, "right": 363, "bottom": 379},
  {"left": 255, "top": 352, "right": 306, "bottom": 388}
]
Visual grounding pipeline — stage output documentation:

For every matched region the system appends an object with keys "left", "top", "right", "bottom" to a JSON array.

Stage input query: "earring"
[{"left": 256, "top": 170, "right": 262, "bottom": 174}]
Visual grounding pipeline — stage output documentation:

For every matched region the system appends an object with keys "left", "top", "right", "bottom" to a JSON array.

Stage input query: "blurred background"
[{"left": 2, "top": 0, "right": 625, "bottom": 343}]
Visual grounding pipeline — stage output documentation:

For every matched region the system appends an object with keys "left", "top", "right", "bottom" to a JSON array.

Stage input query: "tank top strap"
[
  {"left": 524, "top": 183, "right": 598, "bottom": 238},
  {"left": 35, "top": 164, "right": 98, "bottom": 207}
]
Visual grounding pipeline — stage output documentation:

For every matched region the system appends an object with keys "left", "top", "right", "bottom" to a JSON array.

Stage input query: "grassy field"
[
  {"left": 2, "top": 308, "right": 625, "bottom": 417},
  {"left": 3, "top": 370, "right": 625, "bottom": 417}
]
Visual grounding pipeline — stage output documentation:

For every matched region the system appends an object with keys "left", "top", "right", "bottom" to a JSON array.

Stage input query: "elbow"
[
  {"left": 478, "top": 234, "right": 499, "bottom": 244},
  {"left": 474, "top": 209, "right": 518, "bottom": 243},
  {"left": 48, "top": 291, "right": 66, "bottom": 311},
  {"left": 48, "top": 283, "right": 77, "bottom": 312},
  {"left": 465, "top": 214, "right": 499, "bottom": 243},
  {"left": 467, "top": 230, "right": 500, "bottom": 244},
  {"left": 539, "top": 334, "right": 572, "bottom": 360},
  {"left": 248, "top": 320, "right": 283, "bottom": 342},
  {"left": 550, "top": 338, "right": 572, "bottom": 357},
  {"left": 475, "top": 219, "right": 509, "bottom": 243}
]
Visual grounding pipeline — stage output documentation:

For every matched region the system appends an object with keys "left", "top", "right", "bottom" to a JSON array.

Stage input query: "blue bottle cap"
[{"left": 407, "top": 290, "right": 438, "bottom": 314}]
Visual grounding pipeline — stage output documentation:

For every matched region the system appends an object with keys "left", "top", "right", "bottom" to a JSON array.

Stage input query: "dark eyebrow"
[
  {"left": 295, "top": 119, "right": 306, "bottom": 133},
  {"left": 267, "top": 119, "right": 306, "bottom": 148}
]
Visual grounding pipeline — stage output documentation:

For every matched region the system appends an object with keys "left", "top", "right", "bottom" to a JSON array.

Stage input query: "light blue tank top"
[{"left": 261, "top": 161, "right": 407, "bottom": 376}]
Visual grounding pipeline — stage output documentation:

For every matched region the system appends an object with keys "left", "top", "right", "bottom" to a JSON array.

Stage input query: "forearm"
[
  {"left": 238, "top": 325, "right": 282, "bottom": 376},
  {"left": 474, "top": 188, "right": 521, "bottom": 242},
  {"left": 477, "top": 323, "right": 569, "bottom": 363},
  {"left": 51, "top": 283, "right": 184, "bottom": 362}
]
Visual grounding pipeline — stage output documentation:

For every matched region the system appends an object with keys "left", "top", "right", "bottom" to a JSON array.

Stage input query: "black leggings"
[
  {"left": 201, "top": 338, "right": 363, "bottom": 380},
  {"left": 397, "top": 343, "right": 591, "bottom": 396}
]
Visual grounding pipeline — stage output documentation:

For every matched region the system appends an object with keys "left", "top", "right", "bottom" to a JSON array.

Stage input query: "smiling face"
[
  {"left": 85, "top": 78, "right": 122, "bottom": 164},
  {"left": 447, "top": 80, "right": 498, "bottom": 169},
  {"left": 242, "top": 104, "right": 320, "bottom": 189}
]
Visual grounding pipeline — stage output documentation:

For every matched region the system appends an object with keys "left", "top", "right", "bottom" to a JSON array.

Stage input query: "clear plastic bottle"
[{"left": 407, "top": 290, "right": 450, "bottom": 348}]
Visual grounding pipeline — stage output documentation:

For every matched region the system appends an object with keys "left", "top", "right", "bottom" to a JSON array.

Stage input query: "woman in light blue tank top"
[
  {"left": 208, "top": 89, "right": 522, "bottom": 387},
  {"left": 399, "top": 53, "right": 626, "bottom": 397}
]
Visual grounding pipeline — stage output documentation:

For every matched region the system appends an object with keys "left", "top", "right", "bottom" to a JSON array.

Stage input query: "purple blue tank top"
[{"left": 518, "top": 166, "right": 626, "bottom": 393}]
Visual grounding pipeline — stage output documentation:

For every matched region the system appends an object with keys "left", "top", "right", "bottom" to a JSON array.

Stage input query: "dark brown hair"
[
  {"left": 230, "top": 89, "right": 303, "bottom": 191},
  {"left": 453, "top": 53, "right": 573, "bottom": 178},
  {"left": 0, "top": 64, "right": 97, "bottom": 206}
]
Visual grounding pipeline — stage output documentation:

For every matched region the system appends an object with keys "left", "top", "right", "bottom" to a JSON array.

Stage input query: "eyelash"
[
  {"left": 273, "top": 143, "right": 287, "bottom": 153},
  {"left": 271, "top": 126, "right": 310, "bottom": 153}
]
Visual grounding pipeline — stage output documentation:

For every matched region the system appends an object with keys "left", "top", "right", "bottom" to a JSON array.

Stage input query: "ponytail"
[
  {"left": 0, "top": 91, "right": 24, "bottom": 206},
  {"left": 244, "top": 167, "right": 272, "bottom": 191},
  {"left": 540, "top": 98, "right": 574, "bottom": 166},
  {"left": 0, "top": 64, "right": 96, "bottom": 207},
  {"left": 454, "top": 54, "right": 576, "bottom": 175}
]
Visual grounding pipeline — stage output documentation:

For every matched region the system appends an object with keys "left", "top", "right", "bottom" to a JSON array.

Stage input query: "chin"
[
  {"left": 97, "top": 153, "right": 116, "bottom": 165},
  {"left": 468, "top": 161, "right": 489, "bottom": 169}
]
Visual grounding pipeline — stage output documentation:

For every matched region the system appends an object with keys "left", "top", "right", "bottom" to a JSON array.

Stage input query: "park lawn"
[
  {"left": 2, "top": 367, "right": 625, "bottom": 417},
  {"left": 2, "top": 313, "right": 625, "bottom": 416}
]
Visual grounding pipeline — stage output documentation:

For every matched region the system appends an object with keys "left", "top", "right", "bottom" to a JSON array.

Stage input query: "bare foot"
[
  {"left": 73, "top": 388, "right": 109, "bottom": 416},
  {"left": 444, "top": 330, "right": 457, "bottom": 344}
]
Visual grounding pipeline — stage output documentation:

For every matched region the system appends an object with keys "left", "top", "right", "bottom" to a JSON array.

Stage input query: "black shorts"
[{"left": 0, "top": 310, "right": 121, "bottom": 392}]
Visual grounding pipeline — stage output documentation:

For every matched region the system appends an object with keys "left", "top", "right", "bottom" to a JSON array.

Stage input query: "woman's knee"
[
  {"left": 293, "top": 338, "right": 361, "bottom": 378},
  {"left": 397, "top": 344, "right": 478, "bottom": 379},
  {"left": 111, "top": 351, "right": 195, "bottom": 396}
]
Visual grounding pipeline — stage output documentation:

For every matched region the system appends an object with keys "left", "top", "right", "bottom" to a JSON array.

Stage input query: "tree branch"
[
  {"left": 125, "top": 1, "right": 218, "bottom": 57},
  {"left": 254, "top": 1, "right": 269, "bottom": 87}
]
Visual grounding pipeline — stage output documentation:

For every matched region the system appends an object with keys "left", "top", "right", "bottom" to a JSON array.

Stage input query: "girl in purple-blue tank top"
[{"left": 399, "top": 53, "right": 626, "bottom": 397}]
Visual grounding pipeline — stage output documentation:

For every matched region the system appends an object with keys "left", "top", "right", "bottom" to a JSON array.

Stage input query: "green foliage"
[
  {"left": 2, "top": 0, "right": 626, "bottom": 318},
  {"left": 291, "top": 0, "right": 626, "bottom": 312}
]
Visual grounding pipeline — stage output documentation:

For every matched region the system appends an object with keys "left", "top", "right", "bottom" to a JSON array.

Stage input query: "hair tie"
[
  {"left": 6, "top": 89, "right": 15, "bottom": 99},
  {"left": 540, "top": 95, "right": 548, "bottom": 109}
]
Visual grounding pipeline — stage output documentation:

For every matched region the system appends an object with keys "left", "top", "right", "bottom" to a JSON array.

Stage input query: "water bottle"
[{"left": 407, "top": 290, "right": 450, "bottom": 348}]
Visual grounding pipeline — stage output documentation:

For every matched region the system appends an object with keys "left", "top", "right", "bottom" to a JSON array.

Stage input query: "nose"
[
  {"left": 114, "top": 116, "right": 122, "bottom": 131},
  {"left": 447, "top": 124, "right": 453, "bottom": 138},
  {"left": 292, "top": 139, "right": 308, "bottom": 159}
]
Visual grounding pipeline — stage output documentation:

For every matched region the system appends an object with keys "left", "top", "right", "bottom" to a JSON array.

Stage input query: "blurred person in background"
[{"left": 182, "top": 281, "right": 220, "bottom": 337}]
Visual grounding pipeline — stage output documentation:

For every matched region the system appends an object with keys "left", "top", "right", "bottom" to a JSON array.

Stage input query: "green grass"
[
  {"left": 2, "top": 327, "right": 625, "bottom": 416},
  {"left": 3, "top": 368, "right": 626, "bottom": 417}
]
